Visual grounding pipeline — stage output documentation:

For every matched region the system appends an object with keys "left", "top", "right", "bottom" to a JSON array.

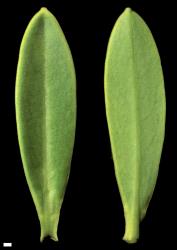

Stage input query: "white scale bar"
[{"left": 3, "top": 243, "right": 12, "bottom": 247}]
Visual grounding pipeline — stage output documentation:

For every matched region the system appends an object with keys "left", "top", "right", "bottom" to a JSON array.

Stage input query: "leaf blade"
[
  {"left": 104, "top": 8, "right": 165, "bottom": 243},
  {"left": 15, "top": 7, "right": 76, "bottom": 241}
]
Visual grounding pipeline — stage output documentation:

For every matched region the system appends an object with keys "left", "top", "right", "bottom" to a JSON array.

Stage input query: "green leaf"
[
  {"left": 104, "top": 8, "right": 166, "bottom": 243},
  {"left": 15, "top": 8, "right": 76, "bottom": 242}
]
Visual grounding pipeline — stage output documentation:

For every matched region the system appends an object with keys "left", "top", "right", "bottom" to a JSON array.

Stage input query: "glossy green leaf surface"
[
  {"left": 15, "top": 8, "right": 76, "bottom": 242},
  {"left": 104, "top": 8, "right": 166, "bottom": 243}
]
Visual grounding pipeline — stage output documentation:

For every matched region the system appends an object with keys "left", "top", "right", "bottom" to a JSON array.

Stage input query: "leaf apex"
[
  {"left": 38, "top": 7, "right": 52, "bottom": 18},
  {"left": 40, "top": 7, "right": 48, "bottom": 13},
  {"left": 124, "top": 7, "right": 132, "bottom": 15}
]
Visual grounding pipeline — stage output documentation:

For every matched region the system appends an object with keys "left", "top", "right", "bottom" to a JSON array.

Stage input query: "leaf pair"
[{"left": 15, "top": 7, "right": 165, "bottom": 243}]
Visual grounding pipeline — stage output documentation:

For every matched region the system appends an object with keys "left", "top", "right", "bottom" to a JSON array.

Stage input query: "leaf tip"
[
  {"left": 38, "top": 7, "right": 52, "bottom": 18},
  {"left": 121, "top": 7, "right": 133, "bottom": 21},
  {"left": 124, "top": 7, "right": 132, "bottom": 14},
  {"left": 40, "top": 7, "right": 48, "bottom": 13}
]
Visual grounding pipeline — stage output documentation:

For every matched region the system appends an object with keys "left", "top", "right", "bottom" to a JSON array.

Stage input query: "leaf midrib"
[
  {"left": 126, "top": 12, "right": 141, "bottom": 216},
  {"left": 42, "top": 15, "right": 50, "bottom": 215}
]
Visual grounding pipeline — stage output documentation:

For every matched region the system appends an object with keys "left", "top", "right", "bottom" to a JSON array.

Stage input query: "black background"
[{"left": 0, "top": 0, "right": 176, "bottom": 249}]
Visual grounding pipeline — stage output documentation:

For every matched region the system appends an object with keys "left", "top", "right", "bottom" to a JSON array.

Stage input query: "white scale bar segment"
[{"left": 3, "top": 243, "right": 12, "bottom": 247}]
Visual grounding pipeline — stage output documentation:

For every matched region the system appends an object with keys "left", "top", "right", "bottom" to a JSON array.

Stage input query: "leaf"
[
  {"left": 15, "top": 8, "right": 76, "bottom": 242},
  {"left": 104, "top": 8, "right": 166, "bottom": 243}
]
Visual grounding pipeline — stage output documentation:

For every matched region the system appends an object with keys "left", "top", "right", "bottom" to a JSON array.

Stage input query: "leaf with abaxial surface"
[
  {"left": 15, "top": 7, "right": 76, "bottom": 242},
  {"left": 104, "top": 8, "right": 166, "bottom": 243}
]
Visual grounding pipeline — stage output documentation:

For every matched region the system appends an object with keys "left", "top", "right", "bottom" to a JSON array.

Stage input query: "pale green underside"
[
  {"left": 105, "top": 8, "right": 165, "bottom": 243},
  {"left": 15, "top": 8, "right": 76, "bottom": 242}
]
